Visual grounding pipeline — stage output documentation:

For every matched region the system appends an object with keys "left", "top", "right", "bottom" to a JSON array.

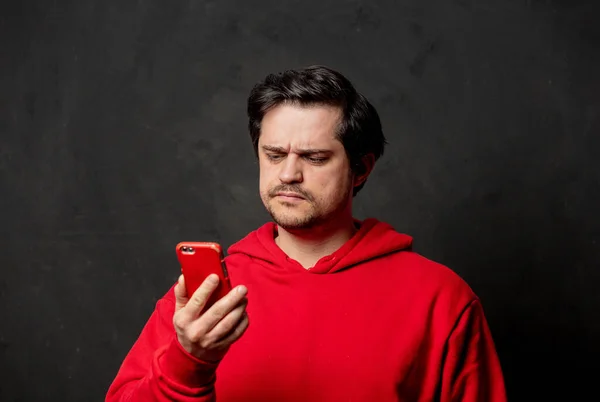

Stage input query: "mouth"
[{"left": 275, "top": 192, "right": 306, "bottom": 202}]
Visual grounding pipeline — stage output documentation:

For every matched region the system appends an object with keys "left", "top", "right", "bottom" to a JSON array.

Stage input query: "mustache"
[{"left": 268, "top": 185, "right": 314, "bottom": 202}]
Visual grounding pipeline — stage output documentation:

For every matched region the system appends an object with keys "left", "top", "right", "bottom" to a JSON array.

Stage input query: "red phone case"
[{"left": 175, "top": 242, "right": 232, "bottom": 310}]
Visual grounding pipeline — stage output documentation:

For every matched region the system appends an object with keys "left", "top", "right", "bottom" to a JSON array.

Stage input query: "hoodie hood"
[{"left": 227, "top": 218, "right": 413, "bottom": 274}]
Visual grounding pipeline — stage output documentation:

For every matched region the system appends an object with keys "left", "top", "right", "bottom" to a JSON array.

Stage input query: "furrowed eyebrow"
[
  {"left": 261, "top": 145, "right": 287, "bottom": 153},
  {"left": 297, "top": 149, "right": 332, "bottom": 155},
  {"left": 261, "top": 145, "right": 331, "bottom": 155}
]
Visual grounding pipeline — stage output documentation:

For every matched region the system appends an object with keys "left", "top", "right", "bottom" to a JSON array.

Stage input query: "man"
[{"left": 106, "top": 65, "right": 507, "bottom": 401}]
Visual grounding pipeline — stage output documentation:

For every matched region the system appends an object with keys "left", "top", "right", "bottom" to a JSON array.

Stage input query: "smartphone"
[{"left": 175, "top": 241, "right": 232, "bottom": 311}]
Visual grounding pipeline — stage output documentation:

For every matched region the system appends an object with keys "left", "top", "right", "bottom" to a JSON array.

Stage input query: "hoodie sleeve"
[
  {"left": 440, "top": 299, "right": 507, "bottom": 402},
  {"left": 105, "top": 292, "right": 219, "bottom": 402}
]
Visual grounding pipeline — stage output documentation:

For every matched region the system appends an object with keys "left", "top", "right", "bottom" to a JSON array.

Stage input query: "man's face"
[{"left": 258, "top": 103, "right": 355, "bottom": 231}]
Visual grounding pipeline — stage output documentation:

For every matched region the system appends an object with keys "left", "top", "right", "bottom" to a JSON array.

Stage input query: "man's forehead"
[{"left": 258, "top": 103, "right": 342, "bottom": 148}]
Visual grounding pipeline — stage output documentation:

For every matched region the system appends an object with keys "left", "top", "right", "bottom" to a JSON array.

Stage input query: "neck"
[{"left": 275, "top": 214, "right": 357, "bottom": 269}]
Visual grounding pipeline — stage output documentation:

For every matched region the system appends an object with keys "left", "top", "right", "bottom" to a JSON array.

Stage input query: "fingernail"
[{"left": 237, "top": 285, "right": 247, "bottom": 295}]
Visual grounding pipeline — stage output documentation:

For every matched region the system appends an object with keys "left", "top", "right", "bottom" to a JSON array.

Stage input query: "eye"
[
  {"left": 266, "top": 154, "right": 284, "bottom": 161},
  {"left": 306, "top": 156, "right": 327, "bottom": 164}
]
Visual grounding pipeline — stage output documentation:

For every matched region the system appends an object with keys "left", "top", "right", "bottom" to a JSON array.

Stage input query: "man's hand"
[{"left": 173, "top": 274, "right": 249, "bottom": 363}]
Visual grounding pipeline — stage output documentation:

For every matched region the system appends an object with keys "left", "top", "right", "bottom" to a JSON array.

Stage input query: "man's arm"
[
  {"left": 105, "top": 275, "right": 249, "bottom": 402},
  {"left": 440, "top": 299, "right": 507, "bottom": 402},
  {"left": 105, "top": 294, "right": 219, "bottom": 401}
]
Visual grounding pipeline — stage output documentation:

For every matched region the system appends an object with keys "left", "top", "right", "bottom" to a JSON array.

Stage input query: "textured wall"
[{"left": 1, "top": 0, "right": 598, "bottom": 400}]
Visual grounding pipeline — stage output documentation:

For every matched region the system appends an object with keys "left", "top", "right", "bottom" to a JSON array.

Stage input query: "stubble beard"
[
  {"left": 261, "top": 184, "right": 353, "bottom": 231},
  {"left": 264, "top": 198, "right": 322, "bottom": 230}
]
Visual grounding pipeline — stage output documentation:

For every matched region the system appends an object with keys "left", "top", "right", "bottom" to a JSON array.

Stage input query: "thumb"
[{"left": 174, "top": 275, "right": 189, "bottom": 312}]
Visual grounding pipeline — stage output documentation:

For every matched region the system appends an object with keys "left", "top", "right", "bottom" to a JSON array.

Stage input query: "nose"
[{"left": 278, "top": 155, "right": 303, "bottom": 184}]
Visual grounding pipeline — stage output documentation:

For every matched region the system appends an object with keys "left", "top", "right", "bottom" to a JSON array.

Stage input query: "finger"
[
  {"left": 174, "top": 275, "right": 188, "bottom": 311},
  {"left": 215, "top": 312, "right": 250, "bottom": 348},
  {"left": 181, "top": 274, "right": 220, "bottom": 320},
  {"left": 205, "top": 299, "right": 248, "bottom": 341},
  {"left": 198, "top": 285, "right": 248, "bottom": 332}
]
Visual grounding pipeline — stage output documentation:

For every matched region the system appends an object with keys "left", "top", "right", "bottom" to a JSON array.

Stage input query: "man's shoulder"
[{"left": 384, "top": 249, "right": 478, "bottom": 303}]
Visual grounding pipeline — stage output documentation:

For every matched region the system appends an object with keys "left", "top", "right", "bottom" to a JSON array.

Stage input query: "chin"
[
  {"left": 275, "top": 218, "right": 318, "bottom": 231},
  {"left": 268, "top": 208, "right": 319, "bottom": 231}
]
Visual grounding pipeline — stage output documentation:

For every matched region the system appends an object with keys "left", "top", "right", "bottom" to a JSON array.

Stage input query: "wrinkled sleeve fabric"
[
  {"left": 105, "top": 291, "right": 219, "bottom": 402},
  {"left": 440, "top": 299, "right": 508, "bottom": 402}
]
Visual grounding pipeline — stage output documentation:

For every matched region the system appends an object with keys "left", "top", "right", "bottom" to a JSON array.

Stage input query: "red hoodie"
[{"left": 106, "top": 218, "right": 507, "bottom": 401}]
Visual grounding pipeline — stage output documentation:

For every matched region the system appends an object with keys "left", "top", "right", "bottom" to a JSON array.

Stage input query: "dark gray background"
[{"left": 1, "top": 0, "right": 599, "bottom": 401}]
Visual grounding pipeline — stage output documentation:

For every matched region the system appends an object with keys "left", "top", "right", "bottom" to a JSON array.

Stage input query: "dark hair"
[{"left": 247, "top": 65, "right": 387, "bottom": 196}]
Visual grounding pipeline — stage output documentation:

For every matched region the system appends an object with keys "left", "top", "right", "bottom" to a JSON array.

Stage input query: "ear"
[{"left": 353, "top": 153, "right": 375, "bottom": 188}]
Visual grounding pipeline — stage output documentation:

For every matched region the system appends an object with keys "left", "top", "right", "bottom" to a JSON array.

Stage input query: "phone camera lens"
[
  {"left": 182, "top": 246, "right": 188, "bottom": 251},
  {"left": 188, "top": 247, "right": 194, "bottom": 252}
]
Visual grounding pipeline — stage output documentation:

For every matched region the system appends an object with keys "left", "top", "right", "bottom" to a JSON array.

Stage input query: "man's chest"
[{"left": 214, "top": 279, "right": 445, "bottom": 401}]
